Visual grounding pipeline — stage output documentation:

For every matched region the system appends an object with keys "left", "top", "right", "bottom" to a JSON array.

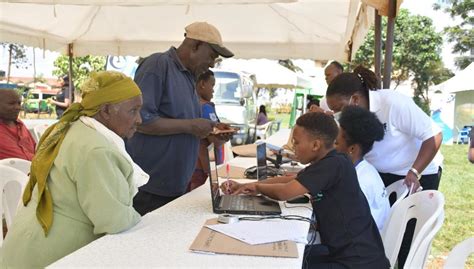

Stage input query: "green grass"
[
  {"left": 268, "top": 111, "right": 291, "bottom": 129},
  {"left": 428, "top": 144, "right": 474, "bottom": 268}
]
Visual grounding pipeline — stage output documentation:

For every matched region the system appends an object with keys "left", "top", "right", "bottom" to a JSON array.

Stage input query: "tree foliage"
[
  {"left": 278, "top": 59, "right": 303, "bottom": 73},
  {"left": 53, "top": 55, "right": 106, "bottom": 92},
  {"left": 351, "top": 9, "right": 453, "bottom": 114},
  {"left": 434, "top": 0, "right": 474, "bottom": 69},
  {"left": 1, "top": 43, "right": 29, "bottom": 82},
  {"left": 1, "top": 43, "right": 28, "bottom": 68}
]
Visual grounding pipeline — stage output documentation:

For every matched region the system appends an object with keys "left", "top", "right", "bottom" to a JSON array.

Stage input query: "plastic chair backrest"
[
  {"left": 381, "top": 190, "right": 445, "bottom": 268},
  {"left": 385, "top": 179, "right": 409, "bottom": 208},
  {"left": 0, "top": 158, "right": 31, "bottom": 175},
  {"left": 256, "top": 121, "right": 273, "bottom": 139},
  {"left": 404, "top": 211, "right": 445, "bottom": 268},
  {"left": 0, "top": 165, "right": 29, "bottom": 246},
  {"left": 33, "top": 123, "right": 50, "bottom": 142},
  {"left": 443, "top": 237, "right": 474, "bottom": 269},
  {"left": 28, "top": 126, "right": 37, "bottom": 142}
]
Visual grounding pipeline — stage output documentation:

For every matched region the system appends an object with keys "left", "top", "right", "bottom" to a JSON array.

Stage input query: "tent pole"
[
  {"left": 33, "top": 47, "right": 39, "bottom": 119},
  {"left": 33, "top": 47, "right": 36, "bottom": 85},
  {"left": 374, "top": 11, "right": 382, "bottom": 89},
  {"left": 382, "top": 0, "right": 396, "bottom": 89},
  {"left": 68, "top": 43, "right": 74, "bottom": 101}
]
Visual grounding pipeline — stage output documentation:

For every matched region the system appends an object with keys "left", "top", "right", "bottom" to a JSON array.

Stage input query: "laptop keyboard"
[{"left": 222, "top": 195, "right": 255, "bottom": 211}]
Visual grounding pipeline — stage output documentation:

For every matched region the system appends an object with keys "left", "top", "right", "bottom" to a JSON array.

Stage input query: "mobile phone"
[{"left": 212, "top": 128, "right": 237, "bottom": 135}]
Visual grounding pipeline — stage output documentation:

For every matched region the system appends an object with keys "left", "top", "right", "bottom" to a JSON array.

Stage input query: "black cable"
[
  {"left": 303, "top": 212, "right": 318, "bottom": 269},
  {"left": 238, "top": 214, "right": 313, "bottom": 224}
]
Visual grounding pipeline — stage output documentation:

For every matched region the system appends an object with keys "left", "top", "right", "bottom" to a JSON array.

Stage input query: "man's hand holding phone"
[{"left": 212, "top": 123, "right": 237, "bottom": 141}]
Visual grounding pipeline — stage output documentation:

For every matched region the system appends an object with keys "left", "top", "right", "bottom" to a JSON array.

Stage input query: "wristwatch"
[{"left": 409, "top": 167, "right": 422, "bottom": 180}]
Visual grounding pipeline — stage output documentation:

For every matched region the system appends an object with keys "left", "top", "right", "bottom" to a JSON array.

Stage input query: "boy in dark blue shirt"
[
  {"left": 188, "top": 70, "right": 232, "bottom": 191},
  {"left": 223, "top": 112, "right": 389, "bottom": 269}
]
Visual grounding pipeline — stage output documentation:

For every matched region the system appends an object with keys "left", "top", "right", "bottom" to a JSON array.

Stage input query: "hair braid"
[{"left": 353, "top": 65, "right": 378, "bottom": 90}]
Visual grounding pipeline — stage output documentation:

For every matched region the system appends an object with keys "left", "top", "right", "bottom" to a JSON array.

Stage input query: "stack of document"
[{"left": 206, "top": 220, "right": 308, "bottom": 245}]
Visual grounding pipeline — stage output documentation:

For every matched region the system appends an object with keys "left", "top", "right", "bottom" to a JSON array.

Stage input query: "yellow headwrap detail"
[{"left": 22, "top": 71, "right": 141, "bottom": 235}]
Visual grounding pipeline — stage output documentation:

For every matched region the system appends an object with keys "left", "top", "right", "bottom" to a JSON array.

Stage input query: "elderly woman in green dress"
[{"left": 0, "top": 71, "right": 148, "bottom": 268}]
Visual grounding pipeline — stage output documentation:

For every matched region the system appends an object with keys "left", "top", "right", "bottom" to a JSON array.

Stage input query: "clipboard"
[{"left": 189, "top": 219, "right": 299, "bottom": 258}]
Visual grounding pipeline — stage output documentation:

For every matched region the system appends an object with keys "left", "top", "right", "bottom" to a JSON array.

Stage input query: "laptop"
[{"left": 207, "top": 145, "right": 281, "bottom": 215}]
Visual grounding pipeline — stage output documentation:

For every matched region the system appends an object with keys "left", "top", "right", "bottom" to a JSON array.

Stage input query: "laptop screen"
[
  {"left": 207, "top": 144, "right": 221, "bottom": 206},
  {"left": 256, "top": 142, "right": 268, "bottom": 180}
]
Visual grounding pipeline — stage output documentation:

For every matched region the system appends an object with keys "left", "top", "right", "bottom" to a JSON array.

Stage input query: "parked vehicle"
[
  {"left": 213, "top": 70, "right": 257, "bottom": 145},
  {"left": 23, "top": 90, "right": 56, "bottom": 114}
]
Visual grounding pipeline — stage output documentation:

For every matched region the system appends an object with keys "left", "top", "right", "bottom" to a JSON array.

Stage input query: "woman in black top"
[{"left": 51, "top": 75, "right": 74, "bottom": 119}]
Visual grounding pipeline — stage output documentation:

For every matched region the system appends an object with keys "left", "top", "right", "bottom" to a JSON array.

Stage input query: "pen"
[{"left": 226, "top": 163, "right": 231, "bottom": 194}]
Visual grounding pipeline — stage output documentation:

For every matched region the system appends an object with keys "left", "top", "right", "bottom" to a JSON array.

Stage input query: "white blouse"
[
  {"left": 356, "top": 159, "right": 390, "bottom": 231},
  {"left": 365, "top": 90, "right": 443, "bottom": 176}
]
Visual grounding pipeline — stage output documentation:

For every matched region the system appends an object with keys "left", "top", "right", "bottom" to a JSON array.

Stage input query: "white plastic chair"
[
  {"left": 404, "top": 211, "right": 445, "bottom": 268},
  {"left": 385, "top": 179, "right": 409, "bottom": 208},
  {"left": 256, "top": 121, "right": 273, "bottom": 140},
  {"left": 27, "top": 126, "right": 37, "bottom": 142},
  {"left": 0, "top": 165, "right": 29, "bottom": 246},
  {"left": 33, "top": 123, "right": 50, "bottom": 143},
  {"left": 443, "top": 237, "right": 474, "bottom": 269},
  {"left": 0, "top": 158, "right": 31, "bottom": 175},
  {"left": 381, "top": 190, "right": 445, "bottom": 268}
]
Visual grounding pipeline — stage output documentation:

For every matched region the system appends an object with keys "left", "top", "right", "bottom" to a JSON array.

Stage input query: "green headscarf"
[{"left": 23, "top": 71, "right": 141, "bottom": 235}]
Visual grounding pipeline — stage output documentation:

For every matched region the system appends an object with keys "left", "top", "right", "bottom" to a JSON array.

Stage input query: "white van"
[{"left": 212, "top": 70, "right": 257, "bottom": 145}]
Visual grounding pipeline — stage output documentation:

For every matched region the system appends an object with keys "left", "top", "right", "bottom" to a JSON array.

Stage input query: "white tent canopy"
[
  {"left": 292, "top": 59, "right": 327, "bottom": 92},
  {"left": 434, "top": 63, "right": 474, "bottom": 93},
  {"left": 0, "top": 0, "right": 374, "bottom": 60},
  {"left": 218, "top": 58, "right": 313, "bottom": 88}
]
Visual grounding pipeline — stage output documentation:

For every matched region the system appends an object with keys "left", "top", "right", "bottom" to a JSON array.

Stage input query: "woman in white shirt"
[
  {"left": 326, "top": 66, "right": 442, "bottom": 191},
  {"left": 335, "top": 106, "right": 390, "bottom": 231},
  {"left": 326, "top": 66, "right": 443, "bottom": 268}
]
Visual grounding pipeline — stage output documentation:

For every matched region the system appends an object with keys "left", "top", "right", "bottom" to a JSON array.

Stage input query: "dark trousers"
[
  {"left": 303, "top": 245, "right": 346, "bottom": 269},
  {"left": 133, "top": 190, "right": 180, "bottom": 216},
  {"left": 379, "top": 167, "right": 442, "bottom": 268},
  {"left": 302, "top": 245, "right": 389, "bottom": 269}
]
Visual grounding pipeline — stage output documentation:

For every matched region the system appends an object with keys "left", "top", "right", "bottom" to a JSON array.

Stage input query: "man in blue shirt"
[{"left": 127, "top": 22, "right": 234, "bottom": 215}]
